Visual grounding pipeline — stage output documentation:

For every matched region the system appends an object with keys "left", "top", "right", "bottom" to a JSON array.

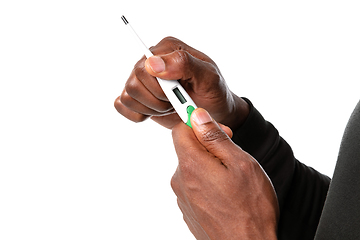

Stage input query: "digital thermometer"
[{"left": 121, "top": 15, "right": 197, "bottom": 128}]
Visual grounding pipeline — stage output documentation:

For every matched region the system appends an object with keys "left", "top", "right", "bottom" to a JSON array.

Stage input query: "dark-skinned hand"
[
  {"left": 114, "top": 37, "right": 249, "bottom": 130},
  {"left": 171, "top": 108, "right": 279, "bottom": 240}
]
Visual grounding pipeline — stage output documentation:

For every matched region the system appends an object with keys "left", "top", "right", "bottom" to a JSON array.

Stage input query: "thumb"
[
  {"left": 145, "top": 56, "right": 166, "bottom": 75},
  {"left": 190, "top": 108, "right": 237, "bottom": 160},
  {"left": 144, "top": 51, "right": 209, "bottom": 81}
]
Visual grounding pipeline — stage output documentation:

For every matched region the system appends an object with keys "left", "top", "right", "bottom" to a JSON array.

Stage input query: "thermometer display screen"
[{"left": 173, "top": 87, "right": 187, "bottom": 104}]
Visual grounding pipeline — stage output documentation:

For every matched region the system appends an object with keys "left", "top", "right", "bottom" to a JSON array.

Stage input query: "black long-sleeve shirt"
[
  {"left": 314, "top": 100, "right": 360, "bottom": 239},
  {"left": 232, "top": 98, "right": 331, "bottom": 239}
]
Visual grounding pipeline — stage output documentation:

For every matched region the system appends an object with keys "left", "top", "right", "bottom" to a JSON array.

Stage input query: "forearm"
[
  {"left": 231, "top": 98, "right": 295, "bottom": 206},
  {"left": 231, "top": 98, "right": 330, "bottom": 239}
]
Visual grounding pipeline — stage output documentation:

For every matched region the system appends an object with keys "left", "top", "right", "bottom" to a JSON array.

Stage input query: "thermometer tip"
[{"left": 121, "top": 15, "right": 129, "bottom": 25}]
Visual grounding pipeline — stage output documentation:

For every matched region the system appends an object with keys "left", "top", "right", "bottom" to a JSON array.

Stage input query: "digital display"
[{"left": 172, "top": 87, "right": 187, "bottom": 104}]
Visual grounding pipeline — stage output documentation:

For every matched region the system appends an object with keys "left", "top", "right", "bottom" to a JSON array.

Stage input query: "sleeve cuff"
[{"left": 232, "top": 98, "right": 280, "bottom": 162}]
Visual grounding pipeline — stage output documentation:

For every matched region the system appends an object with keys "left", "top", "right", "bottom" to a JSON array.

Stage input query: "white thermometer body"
[{"left": 121, "top": 15, "right": 197, "bottom": 128}]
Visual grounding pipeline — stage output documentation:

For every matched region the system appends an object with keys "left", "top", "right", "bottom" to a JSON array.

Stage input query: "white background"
[{"left": 1, "top": 0, "right": 359, "bottom": 239}]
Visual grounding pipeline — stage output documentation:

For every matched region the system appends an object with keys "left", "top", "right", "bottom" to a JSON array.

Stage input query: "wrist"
[
  {"left": 222, "top": 94, "right": 250, "bottom": 132},
  {"left": 232, "top": 224, "right": 277, "bottom": 240}
]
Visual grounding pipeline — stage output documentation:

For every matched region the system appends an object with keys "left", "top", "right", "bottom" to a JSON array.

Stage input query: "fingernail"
[
  {"left": 148, "top": 56, "right": 165, "bottom": 73},
  {"left": 192, "top": 109, "right": 213, "bottom": 125}
]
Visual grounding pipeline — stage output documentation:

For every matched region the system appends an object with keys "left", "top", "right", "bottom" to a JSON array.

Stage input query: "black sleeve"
[
  {"left": 314, "top": 100, "right": 360, "bottom": 239},
  {"left": 231, "top": 98, "right": 331, "bottom": 240}
]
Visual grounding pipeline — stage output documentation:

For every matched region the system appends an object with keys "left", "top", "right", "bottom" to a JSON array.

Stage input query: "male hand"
[
  {"left": 114, "top": 37, "right": 249, "bottom": 130},
  {"left": 171, "top": 108, "right": 279, "bottom": 240}
]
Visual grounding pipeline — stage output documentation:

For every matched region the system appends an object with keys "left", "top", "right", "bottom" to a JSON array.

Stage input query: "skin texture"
[
  {"left": 115, "top": 37, "right": 279, "bottom": 239},
  {"left": 114, "top": 37, "right": 249, "bottom": 130},
  {"left": 171, "top": 108, "right": 279, "bottom": 239}
]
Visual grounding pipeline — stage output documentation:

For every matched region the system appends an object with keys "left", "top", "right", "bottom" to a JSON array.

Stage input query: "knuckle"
[
  {"left": 175, "top": 50, "right": 190, "bottom": 67},
  {"left": 170, "top": 172, "right": 180, "bottom": 192},
  {"left": 116, "top": 95, "right": 148, "bottom": 123},
  {"left": 124, "top": 78, "right": 140, "bottom": 99},
  {"left": 119, "top": 90, "right": 132, "bottom": 107},
  {"left": 169, "top": 50, "right": 193, "bottom": 77},
  {"left": 160, "top": 36, "right": 183, "bottom": 48},
  {"left": 134, "top": 56, "right": 146, "bottom": 69},
  {"left": 134, "top": 64, "right": 147, "bottom": 81},
  {"left": 161, "top": 36, "right": 176, "bottom": 43},
  {"left": 131, "top": 114, "right": 148, "bottom": 123},
  {"left": 114, "top": 96, "right": 122, "bottom": 110},
  {"left": 133, "top": 114, "right": 149, "bottom": 123},
  {"left": 237, "top": 156, "right": 258, "bottom": 173},
  {"left": 201, "top": 127, "right": 229, "bottom": 144}
]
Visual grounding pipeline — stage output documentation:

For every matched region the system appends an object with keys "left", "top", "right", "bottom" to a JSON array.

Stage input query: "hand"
[
  {"left": 114, "top": 37, "right": 249, "bottom": 130},
  {"left": 171, "top": 108, "right": 279, "bottom": 240}
]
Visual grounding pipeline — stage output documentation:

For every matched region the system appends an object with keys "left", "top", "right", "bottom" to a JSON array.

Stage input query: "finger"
[
  {"left": 219, "top": 123, "right": 233, "bottom": 138},
  {"left": 145, "top": 37, "right": 218, "bottom": 84},
  {"left": 114, "top": 96, "right": 149, "bottom": 123},
  {"left": 172, "top": 122, "right": 222, "bottom": 174},
  {"left": 120, "top": 88, "right": 165, "bottom": 116},
  {"left": 190, "top": 108, "right": 240, "bottom": 167},
  {"left": 132, "top": 59, "right": 168, "bottom": 102},
  {"left": 125, "top": 69, "right": 173, "bottom": 114},
  {"left": 144, "top": 51, "right": 218, "bottom": 85},
  {"left": 150, "top": 37, "right": 215, "bottom": 65},
  {"left": 172, "top": 122, "right": 207, "bottom": 160},
  {"left": 150, "top": 113, "right": 181, "bottom": 129}
]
